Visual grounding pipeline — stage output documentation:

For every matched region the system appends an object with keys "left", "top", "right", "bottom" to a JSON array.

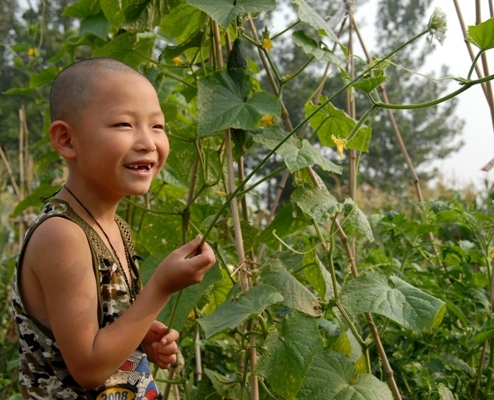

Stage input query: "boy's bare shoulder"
[
  {"left": 21, "top": 215, "right": 97, "bottom": 330},
  {"left": 24, "top": 216, "right": 91, "bottom": 267}
]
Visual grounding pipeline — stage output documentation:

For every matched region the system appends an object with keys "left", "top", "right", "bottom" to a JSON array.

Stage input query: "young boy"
[{"left": 11, "top": 57, "right": 216, "bottom": 399}]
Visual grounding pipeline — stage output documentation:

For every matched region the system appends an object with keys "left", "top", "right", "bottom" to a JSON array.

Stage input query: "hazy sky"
[{"left": 355, "top": 1, "right": 494, "bottom": 191}]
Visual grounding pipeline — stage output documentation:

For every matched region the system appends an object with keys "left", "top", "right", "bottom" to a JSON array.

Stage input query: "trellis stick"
[
  {"left": 248, "top": 14, "right": 348, "bottom": 263},
  {"left": 0, "top": 146, "right": 21, "bottom": 200},
  {"left": 350, "top": 13, "right": 443, "bottom": 267},
  {"left": 212, "top": 20, "right": 258, "bottom": 400},
  {"left": 452, "top": 0, "right": 494, "bottom": 132}
]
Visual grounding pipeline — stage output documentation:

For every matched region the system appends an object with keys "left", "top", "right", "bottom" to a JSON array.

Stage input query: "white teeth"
[{"left": 126, "top": 164, "right": 151, "bottom": 170}]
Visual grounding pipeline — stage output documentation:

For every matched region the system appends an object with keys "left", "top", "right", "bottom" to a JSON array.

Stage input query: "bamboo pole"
[
  {"left": 452, "top": 0, "right": 494, "bottom": 131},
  {"left": 0, "top": 146, "right": 21, "bottom": 200}
]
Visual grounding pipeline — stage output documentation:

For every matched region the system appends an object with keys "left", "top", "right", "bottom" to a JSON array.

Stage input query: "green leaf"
[
  {"left": 291, "top": 186, "right": 342, "bottom": 223},
  {"left": 466, "top": 17, "right": 494, "bottom": 51},
  {"left": 13, "top": 185, "right": 62, "bottom": 217},
  {"left": 438, "top": 384, "right": 455, "bottom": 400},
  {"left": 444, "top": 299, "right": 469, "bottom": 326},
  {"left": 197, "top": 70, "right": 281, "bottom": 136},
  {"left": 342, "top": 198, "right": 374, "bottom": 242},
  {"left": 63, "top": 0, "right": 101, "bottom": 18},
  {"left": 160, "top": 3, "right": 204, "bottom": 43},
  {"left": 198, "top": 284, "right": 283, "bottom": 338},
  {"left": 292, "top": 30, "right": 340, "bottom": 64},
  {"left": 293, "top": 0, "right": 338, "bottom": 41},
  {"left": 161, "top": 29, "right": 205, "bottom": 60},
  {"left": 256, "top": 312, "right": 324, "bottom": 400},
  {"left": 187, "top": 0, "right": 276, "bottom": 28},
  {"left": 261, "top": 260, "right": 322, "bottom": 317},
  {"left": 352, "top": 75, "right": 388, "bottom": 94},
  {"left": 297, "top": 350, "right": 393, "bottom": 400},
  {"left": 473, "top": 328, "right": 494, "bottom": 344},
  {"left": 100, "top": 0, "right": 126, "bottom": 27},
  {"left": 253, "top": 126, "right": 343, "bottom": 174},
  {"left": 124, "top": 0, "right": 171, "bottom": 32},
  {"left": 303, "top": 248, "right": 334, "bottom": 302},
  {"left": 240, "top": 220, "right": 260, "bottom": 252},
  {"left": 4, "top": 87, "right": 36, "bottom": 96},
  {"left": 203, "top": 267, "right": 234, "bottom": 316},
  {"left": 92, "top": 32, "right": 154, "bottom": 69},
  {"left": 157, "top": 263, "right": 222, "bottom": 331},
  {"left": 204, "top": 369, "right": 249, "bottom": 399},
  {"left": 305, "top": 100, "right": 372, "bottom": 152},
  {"left": 340, "top": 271, "right": 446, "bottom": 332},
  {"left": 29, "top": 66, "right": 59, "bottom": 89},
  {"left": 80, "top": 13, "right": 112, "bottom": 39},
  {"left": 257, "top": 204, "right": 312, "bottom": 249}
]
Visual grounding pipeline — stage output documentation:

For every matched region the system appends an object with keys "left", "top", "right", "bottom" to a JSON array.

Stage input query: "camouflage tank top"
[{"left": 12, "top": 199, "right": 160, "bottom": 400}]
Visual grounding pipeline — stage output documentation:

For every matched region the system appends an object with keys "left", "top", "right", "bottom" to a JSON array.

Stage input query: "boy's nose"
[{"left": 135, "top": 127, "right": 157, "bottom": 152}]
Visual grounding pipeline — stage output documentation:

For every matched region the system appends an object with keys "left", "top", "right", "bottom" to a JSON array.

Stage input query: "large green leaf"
[
  {"left": 187, "top": 0, "right": 276, "bottom": 28},
  {"left": 303, "top": 248, "right": 334, "bottom": 302},
  {"left": 92, "top": 32, "right": 155, "bottom": 68},
  {"left": 261, "top": 260, "right": 322, "bottom": 317},
  {"left": 291, "top": 186, "right": 342, "bottom": 223},
  {"left": 297, "top": 350, "right": 393, "bottom": 400},
  {"left": 160, "top": 2, "right": 204, "bottom": 43},
  {"left": 157, "top": 263, "right": 222, "bottom": 331},
  {"left": 63, "top": 0, "right": 101, "bottom": 18},
  {"left": 292, "top": 30, "right": 340, "bottom": 64},
  {"left": 253, "top": 126, "right": 343, "bottom": 173},
  {"left": 203, "top": 267, "right": 234, "bottom": 316},
  {"left": 80, "top": 13, "right": 112, "bottom": 39},
  {"left": 197, "top": 70, "right": 281, "bottom": 136},
  {"left": 293, "top": 0, "right": 338, "bottom": 41},
  {"left": 124, "top": 0, "right": 172, "bottom": 32},
  {"left": 305, "top": 100, "right": 371, "bottom": 152},
  {"left": 257, "top": 203, "right": 312, "bottom": 249},
  {"left": 255, "top": 312, "right": 324, "bottom": 400},
  {"left": 100, "top": 0, "right": 126, "bottom": 27},
  {"left": 340, "top": 271, "right": 446, "bottom": 332},
  {"left": 342, "top": 198, "right": 374, "bottom": 242},
  {"left": 29, "top": 66, "right": 59, "bottom": 89},
  {"left": 198, "top": 284, "right": 283, "bottom": 338},
  {"left": 466, "top": 17, "right": 494, "bottom": 51}
]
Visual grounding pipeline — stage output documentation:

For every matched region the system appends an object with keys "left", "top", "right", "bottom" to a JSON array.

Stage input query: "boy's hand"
[
  {"left": 143, "top": 321, "right": 179, "bottom": 369},
  {"left": 157, "top": 235, "right": 216, "bottom": 294}
]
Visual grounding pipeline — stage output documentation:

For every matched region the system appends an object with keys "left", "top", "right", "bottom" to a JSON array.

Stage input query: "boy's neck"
[{"left": 57, "top": 184, "right": 121, "bottom": 230}]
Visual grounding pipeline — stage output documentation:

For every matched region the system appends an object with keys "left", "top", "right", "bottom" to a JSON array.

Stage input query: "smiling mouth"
[{"left": 124, "top": 163, "right": 153, "bottom": 172}]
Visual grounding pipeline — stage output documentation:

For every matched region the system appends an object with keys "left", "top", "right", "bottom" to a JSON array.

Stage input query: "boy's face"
[{"left": 69, "top": 72, "right": 169, "bottom": 199}]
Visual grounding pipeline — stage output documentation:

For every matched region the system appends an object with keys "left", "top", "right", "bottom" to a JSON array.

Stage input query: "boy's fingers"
[{"left": 175, "top": 235, "right": 202, "bottom": 258}]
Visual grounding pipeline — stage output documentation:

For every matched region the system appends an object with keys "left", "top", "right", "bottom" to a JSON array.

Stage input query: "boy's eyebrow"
[{"left": 109, "top": 109, "right": 165, "bottom": 118}]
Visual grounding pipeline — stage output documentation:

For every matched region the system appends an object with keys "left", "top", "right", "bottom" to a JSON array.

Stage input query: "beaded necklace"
[{"left": 63, "top": 185, "right": 137, "bottom": 302}]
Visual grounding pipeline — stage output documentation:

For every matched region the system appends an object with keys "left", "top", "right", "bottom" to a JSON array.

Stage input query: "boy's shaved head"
[{"left": 50, "top": 58, "right": 143, "bottom": 123}]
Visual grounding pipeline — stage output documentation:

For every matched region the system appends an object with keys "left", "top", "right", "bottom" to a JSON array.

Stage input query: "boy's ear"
[{"left": 50, "top": 121, "right": 77, "bottom": 159}]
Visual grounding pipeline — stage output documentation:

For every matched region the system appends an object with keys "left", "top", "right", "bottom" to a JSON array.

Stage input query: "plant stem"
[
  {"left": 371, "top": 73, "right": 494, "bottom": 109},
  {"left": 270, "top": 19, "right": 301, "bottom": 40},
  {"left": 238, "top": 166, "right": 286, "bottom": 197}
]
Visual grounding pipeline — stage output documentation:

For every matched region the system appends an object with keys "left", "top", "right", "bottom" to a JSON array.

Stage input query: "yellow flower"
[
  {"left": 27, "top": 48, "right": 39, "bottom": 57},
  {"left": 331, "top": 134, "right": 347, "bottom": 158},
  {"left": 489, "top": 246, "right": 494, "bottom": 260},
  {"left": 34, "top": 98, "right": 41, "bottom": 105},
  {"left": 284, "top": 74, "right": 291, "bottom": 82},
  {"left": 260, "top": 114, "right": 274, "bottom": 127},
  {"left": 262, "top": 38, "right": 273, "bottom": 51},
  {"left": 172, "top": 56, "right": 182, "bottom": 66}
]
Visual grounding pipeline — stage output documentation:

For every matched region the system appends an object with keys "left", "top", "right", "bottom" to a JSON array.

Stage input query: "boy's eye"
[
  {"left": 153, "top": 124, "right": 165, "bottom": 130},
  {"left": 115, "top": 122, "right": 131, "bottom": 127}
]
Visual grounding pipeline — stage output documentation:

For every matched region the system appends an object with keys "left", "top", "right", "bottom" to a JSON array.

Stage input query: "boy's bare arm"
[{"left": 21, "top": 217, "right": 215, "bottom": 389}]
